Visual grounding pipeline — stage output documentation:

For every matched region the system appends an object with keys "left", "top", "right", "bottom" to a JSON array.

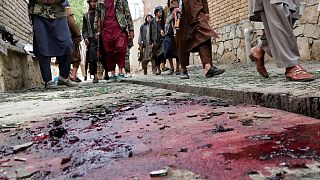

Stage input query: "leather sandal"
[
  {"left": 249, "top": 47, "right": 269, "bottom": 78},
  {"left": 285, "top": 65, "right": 317, "bottom": 82}
]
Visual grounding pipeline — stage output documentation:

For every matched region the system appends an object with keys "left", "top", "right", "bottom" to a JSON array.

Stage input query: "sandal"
[{"left": 285, "top": 65, "right": 317, "bottom": 82}]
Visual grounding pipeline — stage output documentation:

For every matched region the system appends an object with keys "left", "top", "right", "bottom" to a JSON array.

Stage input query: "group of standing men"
[
  {"left": 138, "top": 0, "right": 226, "bottom": 79},
  {"left": 139, "top": 0, "right": 317, "bottom": 81},
  {"left": 28, "top": 0, "right": 316, "bottom": 90},
  {"left": 28, "top": 0, "right": 134, "bottom": 89}
]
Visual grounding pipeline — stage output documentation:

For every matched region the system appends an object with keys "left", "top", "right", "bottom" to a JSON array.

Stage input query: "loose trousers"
[
  {"left": 258, "top": 1, "right": 300, "bottom": 68},
  {"left": 38, "top": 54, "right": 71, "bottom": 83}
]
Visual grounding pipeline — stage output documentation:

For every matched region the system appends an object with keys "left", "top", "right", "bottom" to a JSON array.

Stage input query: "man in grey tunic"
[{"left": 249, "top": 0, "right": 316, "bottom": 81}]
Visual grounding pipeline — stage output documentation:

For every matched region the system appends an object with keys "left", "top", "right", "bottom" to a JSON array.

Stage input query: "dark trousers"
[
  {"left": 155, "top": 54, "right": 164, "bottom": 67},
  {"left": 85, "top": 60, "right": 98, "bottom": 76},
  {"left": 38, "top": 54, "right": 71, "bottom": 83},
  {"left": 180, "top": 39, "right": 213, "bottom": 69}
]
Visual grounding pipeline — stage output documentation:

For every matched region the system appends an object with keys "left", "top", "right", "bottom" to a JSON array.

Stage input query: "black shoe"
[
  {"left": 58, "top": 77, "right": 77, "bottom": 87},
  {"left": 45, "top": 81, "right": 58, "bottom": 90},
  {"left": 168, "top": 69, "right": 174, "bottom": 75},
  {"left": 92, "top": 77, "right": 99, "bottom": 83},
  {"left": 175, "top": 70, "right": 181, "bottom": 75},
  {"left": 205, "top": 67, "right": 225, "bottom": 78},
  {"left": 162, "top": 67, "right": 170, "bottom": 72},
  {"left": 70, "top": 77, "right": 82, "bottom": 83},
  {"left": 143, "top": 69, "right": 147, "bottom": 75},
  {"left": 84, "top": 76, "right": 87, "bottom": 81},
  {"left": 104, "top": 75, "right": 110, "bottom": 81},
  {"left": 180, "top": 72, "right": 190, "bottom": 79}
]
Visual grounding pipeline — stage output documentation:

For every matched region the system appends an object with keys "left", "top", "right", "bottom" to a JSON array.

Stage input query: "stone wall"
[
  {"left": 210, "top": 0, "right": 320, "bottom": 64},
  {"left": 0, "top": 0, "right": 33, "bottom": 44},
  {"left": 295, "top": 0, "right": 320, "bottom": 61},
  {"left": 0, "top": 40, "right": 42, "bottom": 91}
]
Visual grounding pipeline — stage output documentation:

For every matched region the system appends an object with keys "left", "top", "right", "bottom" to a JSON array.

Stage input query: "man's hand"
[
  {"left": 204, "top": 14, "right": 210, "bottom": 22},
  {"left": 172, "top": 8, "right": 182, "bottom": 20},
  {"left": 95, "top": 32, "right": 100, "bottom": 40},
  {"left": 160, "top": 30, "right": 165, "bottom": 37},
  {"left": 129, "top": 31, "right": 134, "bottom": 39},
  {"left": 84, "top": 39, "right": 89, "bottom": 46}
]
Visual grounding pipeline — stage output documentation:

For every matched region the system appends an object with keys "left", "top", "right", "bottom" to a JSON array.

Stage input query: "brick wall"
[
  {"left": 142, "top": 0, "right": 166, "bottom": 15},
  {"left": 0, "top": 0, "right": 33, "bottom": 44},
  {"left": 208, "top": 0, "right": 248, "bottom": 28}
]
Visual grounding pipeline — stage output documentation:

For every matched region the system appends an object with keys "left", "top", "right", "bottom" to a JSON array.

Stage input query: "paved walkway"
[
  {"left": 0, "top": 68, "right": 319, "bottom": 179},
  {"left": 125, "top": 62, "right": 320, "bottom": 118}
]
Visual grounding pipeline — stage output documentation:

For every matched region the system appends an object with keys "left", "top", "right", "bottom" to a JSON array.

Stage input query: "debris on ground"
[
  {"left": 201, "top": 144, "right": 213, "bottom": 149},
  {"left": 178, "top": 148, "right": 188, "bottom": 153},
  {"left": 208, "top": 125, "right": 234, "bottom": 134},
  {"left": 148, "top": 113, "right": 157, "bottom": 116},
  {"left": 240, "top": 117, "right": 254, "bottom": 126},
  {"left": 14, "top": 157, "right": 27, "bottom": 162},
  {"left": 187, "top": 114, "right": 198, "bottom": 118},
  {"left": 0, "top": 122, "right": 23, "bottom": 129},
  {"left": 253, "top": 113, "right": 272, "bottom": 119},
  {"left": 12, "top": 142, "right": 33, "bottom": 154},
  {"left": 32, "top": 133, "right": 49, "bottom": 142},
  {"left": 126, "top": 116, "right": 137, "bottom": 121},
  {"left": 150, "top": 168, "right": 168, "bottom": 177},
  {"left": 120, "top": 106, "right": 134, "bottom": 112},
  {"left": 61, "top": 156, "right": 72, "bottom": 165},
  {"left": 49, "top": 127, "right": 67, "bottom": 138}
]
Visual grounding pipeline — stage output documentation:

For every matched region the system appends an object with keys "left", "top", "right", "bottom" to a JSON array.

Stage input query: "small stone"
[
  {"left": 187, "top": 114, "right": 197, "bottom": 118},
  {"left": 115, "top": 135, "right": 122, "bottom": 139},
  {"left": 49, "top": 127, "right": 67, "bottom": 138},
  {"left": 240, "top": 118, "right": 254, "bottom": 126},
  {"left": 280, "top": 162, "right": 286, "bottom": 167},
  {"left": 159, "top": 125, "right": 170, "bottom": 130},
  {"left": 253, "top": 114, "right": 272, "bottom": 118},
  {"left": 247, "top": 170, "right": 259, "bottom": 175},
  {"left": 61, "top": 156, "right": 72, "bottom": 164},
  {"left": 12, "top": 142, "right": 33, "bottom": 154},
  {"left": 165, "top": 93, "right": 172, "bottom": 96},
  {"left": 137, "top": 135, "right": 143, "bottom": 139},
  {"left": 179, "top": 148, "right": 188, "bottom": 153},
  {"left": 69, "top": 136, "right": 80, "bottom": 144},
  {"left": 201, "top": 144, "right": 213, "bottom": 149},
  {"left": 120, "top": 106, "right": 134, "bottom": 112},
  {"left": 211, "top": 112, "right": 224, "bottom": 116},
  {"left": 14, "top": 157, "right": 27, "bottom": 162},
  {"left": 150, "top": 169, "right": 168, "bottom": 177},
  {"left": 169, "top": 113, "right": 176, "bottom": 116},
  {"left": 128, "top": 151, "right": 133, "bottom": 157},
  {"left": 148, "top": 113, "right": 157, "bottom": 116},
  {"left": 1, "top": 129, "right": 10, "bottom": 133},
  {"left": 229, "top": 115, "right": 239, "bottom": 119},
  {"left": 126, "top": 116, "right": 137, "bottom": 121}
]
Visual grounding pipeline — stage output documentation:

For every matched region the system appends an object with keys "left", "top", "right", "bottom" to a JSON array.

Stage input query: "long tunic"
[
  {"left": 249, "top": 0, "right": 301, "bottom": 21},
  {"left": 170, "top": 0, "right": 218, "bottom": 53},
  {"left": 33, "top": 16, "right": 73, "bottom": 57},
  {"left": 102, "top": 0, "right": 126, "bottom": 52},
  {"left": 67, "top": 12, "right": 81, "bottom": 64},
  {"left": 82, "top": 12, "right": 98, "bottom": 63}
]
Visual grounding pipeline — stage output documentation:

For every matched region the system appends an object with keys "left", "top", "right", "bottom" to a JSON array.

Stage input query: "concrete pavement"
[{"left": 125, "top": 62, "right": 320, "bottom": 118}]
